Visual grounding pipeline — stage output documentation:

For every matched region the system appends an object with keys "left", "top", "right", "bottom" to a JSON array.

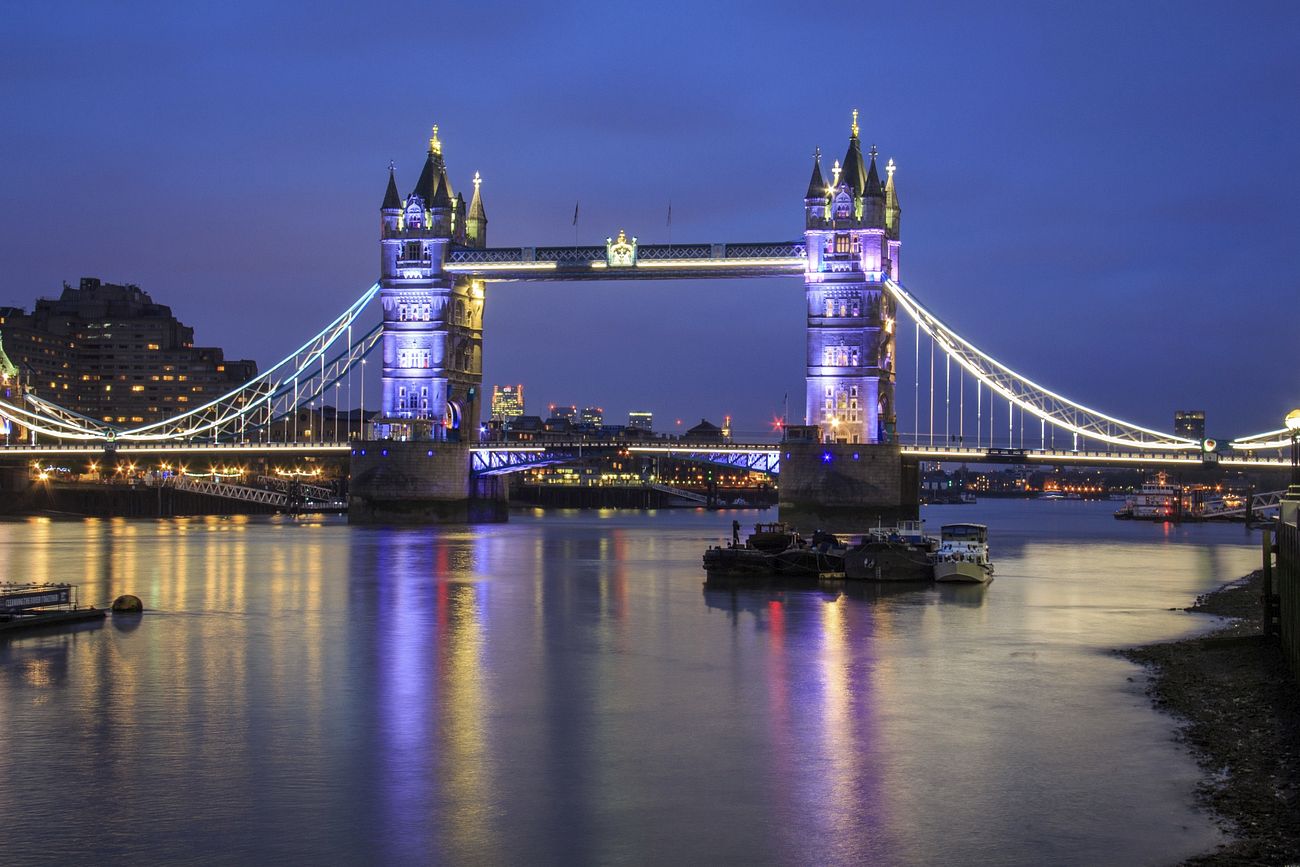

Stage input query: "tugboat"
[{"left": 932, "top": 523, "right": 994, "bottom": 584}]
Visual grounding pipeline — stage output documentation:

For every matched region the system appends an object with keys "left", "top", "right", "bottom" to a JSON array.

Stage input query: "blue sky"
[{"left": 2, "top": 1, "right": 1298, "bottom": 439}]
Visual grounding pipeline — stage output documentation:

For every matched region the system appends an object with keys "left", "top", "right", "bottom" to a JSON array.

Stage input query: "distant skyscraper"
[
  {"left": 628, "top": 411, "right": 653, "bottom": 432},
  {"left": 1174, "top": 410, "right": 1205, "bottom": 441},
  {"left": 491, "top": 384, "right": 524, "bottom": 420},
  {"left": 548, "top": 404, "right": 577, "bottom": 422},
  {"left": 580, "top": 406, "right": 604, "bottom": 427}
]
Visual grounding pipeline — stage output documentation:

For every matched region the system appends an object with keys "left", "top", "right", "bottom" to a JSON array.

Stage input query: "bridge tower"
[
  {"left": 802, "top": 110, "right": 899, "bottom": 445},
  {"left": 351, "top": 125, "right": 505, "bottom": 524},
  {"left": 375, "top": 125, "right": 486, "bottom": 442},
  {"left": 779, "top": 113, "right": 917, "bottom": 532}
]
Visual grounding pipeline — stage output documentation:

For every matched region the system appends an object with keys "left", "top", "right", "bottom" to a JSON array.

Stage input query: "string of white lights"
[
  {"left": 0, "top": 284, "right": 380, "bottom": 443},
  {"left": 885, "top": 278, "right": 1200, "bottom": 450}
]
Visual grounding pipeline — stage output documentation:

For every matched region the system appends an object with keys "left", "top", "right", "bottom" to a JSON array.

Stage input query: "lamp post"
[{"left": 1286, "top": 409, "right": 1300, "bottom": 488}]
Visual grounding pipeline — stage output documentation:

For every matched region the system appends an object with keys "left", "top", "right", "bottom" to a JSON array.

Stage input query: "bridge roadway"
[
  {"left": 0, "top": 441, "right": 1288, "bottom": 471},
  {"left": 470, "top": 442, "right": 1292, "bottom": 474}
]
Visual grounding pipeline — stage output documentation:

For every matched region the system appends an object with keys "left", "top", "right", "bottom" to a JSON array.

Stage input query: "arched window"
[
  {"left": 849, "top": 349, "right": 860, "bottom": 366},
  {"left": 824, "top": 298, "right": 834, "bottom": 317}
]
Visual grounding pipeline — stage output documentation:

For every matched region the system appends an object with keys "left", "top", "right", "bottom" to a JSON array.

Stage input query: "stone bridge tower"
[
  {"left": 802, "top": 110, "right": 900, "bottom": 444},
  {"left": 376, "top": 125, "right": 488, "bottom": 441}
]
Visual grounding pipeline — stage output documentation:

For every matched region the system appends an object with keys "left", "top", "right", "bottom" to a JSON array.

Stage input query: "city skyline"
[{"left": 3, "top": 2, "right": 1298, "bottom": 438}]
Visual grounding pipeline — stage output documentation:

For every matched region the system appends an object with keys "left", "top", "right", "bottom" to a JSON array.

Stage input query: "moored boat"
[
  {"left": 933, "top": 523, "right": 994, "bottom": 584},
  {"left": 844, "top": 540, "right": 933, "bottom": 581}
]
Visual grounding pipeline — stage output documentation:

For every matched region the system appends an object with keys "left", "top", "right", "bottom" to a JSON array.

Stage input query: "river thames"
[{"left": 0, "top": 500, "right": 1260, "bottom": 865}]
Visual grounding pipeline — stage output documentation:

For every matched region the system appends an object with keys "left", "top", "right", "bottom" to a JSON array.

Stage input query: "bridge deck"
[{"left": 0, "top": 441, "right": 1287, "bottom": 471}]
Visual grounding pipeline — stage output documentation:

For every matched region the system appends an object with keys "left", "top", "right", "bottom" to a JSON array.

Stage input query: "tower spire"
[
  {"left": 382, "top": 162, "right": 402, "bottom": 211},
  {"left": 851, "top": 108, "right": 860, "bottom": 139},
  {"left": 805, "top": 148, "right": 827, "bottom": 199},
  {"left": 429, "top": 123, "right": 441, "bottom": 155},
  {"left": 468, "top": 171, "right": 487, "bottom": 221},
  {"left": 864, "top": 144, "right": 883, "bottom": 198}
]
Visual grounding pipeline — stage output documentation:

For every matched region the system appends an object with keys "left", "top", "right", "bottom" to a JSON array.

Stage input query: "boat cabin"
[{"left": 939, "top": 523, "right": 988, "bottom": 543}]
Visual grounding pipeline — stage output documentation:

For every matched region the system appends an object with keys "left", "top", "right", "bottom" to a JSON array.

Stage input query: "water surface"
[{"left": 0, "top": 500, "right": 1259, "bottom": 865}]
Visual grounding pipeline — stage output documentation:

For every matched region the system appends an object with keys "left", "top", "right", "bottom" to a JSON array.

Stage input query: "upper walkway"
[{"left": 443, "top": 241, "right": 805, "bottom": 281}]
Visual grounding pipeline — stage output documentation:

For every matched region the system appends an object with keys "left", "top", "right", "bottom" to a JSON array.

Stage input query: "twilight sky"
[{"left": 3, "top": 1, "right": 1298, "bottom": 440}]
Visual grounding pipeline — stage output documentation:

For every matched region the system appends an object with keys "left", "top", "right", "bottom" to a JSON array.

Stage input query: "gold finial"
[
  {"left": 388, "top": 160, "right": 395, "bottom": 173},
  {"left": 886, "top": 158, "right": 896, "bottom": 179},
  {"left": 473, "top": 170, "right": 481, "bottom": 189},
  {"left": 851, "top": 109, "right": 860, "bottom": 138},
  {"left": 429, "top": 124, "right": 441, "bottom": 155},
  {"left": 616, "top": 228, "right": 627, "bottom": 244},
  {"left": 869, "top": 143, "right": 878, "bottom": 160},
  {"left": 832, "top": 159, "right": 841, "bottom": 184}
]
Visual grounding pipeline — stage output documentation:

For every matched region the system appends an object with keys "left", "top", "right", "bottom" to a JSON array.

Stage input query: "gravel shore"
[{"left": 1122, "top": 570, "right": 1300, "bottom": 865}]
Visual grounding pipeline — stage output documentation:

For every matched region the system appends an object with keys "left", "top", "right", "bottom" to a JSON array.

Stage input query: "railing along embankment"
[{"left": 1276, "top": 502, "right": 1300, "bottom": 678}]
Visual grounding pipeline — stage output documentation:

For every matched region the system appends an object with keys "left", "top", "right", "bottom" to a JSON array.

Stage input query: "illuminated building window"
[
  {"left": 131, "top": 385, "right": 144, "bottom": 392},
  {"left": 835, "top": 234, "right": 851, "bottom": 254},
  {"left": 824, "top": 298, "right": 834, "bottom": 317},
  {"left": 851, "top": 299, "right": 861, "bottom": 316}
]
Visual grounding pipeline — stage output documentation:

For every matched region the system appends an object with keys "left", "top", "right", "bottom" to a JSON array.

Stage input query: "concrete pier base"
[
  {"left": 347, "top": 441, "right": 508, "bottom": 524},
  {"left": 777, "top": 441, "right": 919, "bottom": 533}
]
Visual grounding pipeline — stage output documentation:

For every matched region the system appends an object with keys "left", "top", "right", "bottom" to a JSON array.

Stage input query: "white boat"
[
  {"left": 1124, "top": 479, "right": 1181, "bottom": 521},
  {"left": 933, "top": 523, "right": 994, "bottom": 583}
]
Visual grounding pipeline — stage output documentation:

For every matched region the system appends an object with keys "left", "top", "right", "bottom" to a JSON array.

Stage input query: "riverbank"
[{"left": 1123, "top": 570, "right": 1300, "bottom": 864}]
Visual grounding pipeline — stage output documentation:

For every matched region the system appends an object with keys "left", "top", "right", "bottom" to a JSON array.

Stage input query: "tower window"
[{"left": 835, "top": 234, "right": 851, "bottom": 254}]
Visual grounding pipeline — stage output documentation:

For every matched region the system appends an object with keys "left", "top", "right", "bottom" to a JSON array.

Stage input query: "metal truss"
[
  {"left": 885, "top": 279, "right": 1200, "bottom": 451},
  {"left": 469, "top": 448, "right": 582, "bottom": 475},
  {"left": 626, "top": 446, "right": 780, "bottom": 474},
  {"left": 470, "top": 444, "right": 782, "bottom": 476}
]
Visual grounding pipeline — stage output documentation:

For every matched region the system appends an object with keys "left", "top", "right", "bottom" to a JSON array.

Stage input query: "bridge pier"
[
  {"left": 347, "top": 440, "right": 507, "bottom": 524},
  {"left": 777, "top": 435, "right": 919, "bottom": 533}
]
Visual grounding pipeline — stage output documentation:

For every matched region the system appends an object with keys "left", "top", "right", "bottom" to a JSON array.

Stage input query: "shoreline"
[{"left": 1122, "top": 569, "right": 1300, "bottom": 864}]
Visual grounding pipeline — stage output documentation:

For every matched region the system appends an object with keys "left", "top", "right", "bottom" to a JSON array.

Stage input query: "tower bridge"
[{"left": 0, "top": 114, "right": 1293, "bottom": 524}]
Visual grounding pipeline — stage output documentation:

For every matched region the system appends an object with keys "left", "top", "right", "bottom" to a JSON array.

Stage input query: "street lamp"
[{"left": 1286, "top": 409, "right": 1300, "bottom": 487}]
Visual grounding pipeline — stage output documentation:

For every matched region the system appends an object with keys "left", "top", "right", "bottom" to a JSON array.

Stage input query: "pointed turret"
[
  {"left": 864, "top": 145, "right": 883, "bottom": 199},
  {"left": 885, "top": 157, "right": 901, "bottom": 238},
  {"left": 382, "top": 164, "right": 402, "bottom": 211},
  {"left": 805, "top": 148, "right": 827, "bottom": 199},
  {"left": 466, "top": 171, "right": 488, "bottom": 247},
  {"left": 839, "top": 109, "right": 867, "bottom": 196},
  {"left": 410, "top": 124, "right": 444, "bottom": 207},
  {"left": 381, "top": 162, "right": 402, "bottom": 238},
  {"left": 432, "top": 165, "right": 454, "bottom": 210}
]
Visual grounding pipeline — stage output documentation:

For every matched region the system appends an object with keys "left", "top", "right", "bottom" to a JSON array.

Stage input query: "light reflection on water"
[{"left": 0, "top": 501, "right": 1260, "bottom": 865}]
